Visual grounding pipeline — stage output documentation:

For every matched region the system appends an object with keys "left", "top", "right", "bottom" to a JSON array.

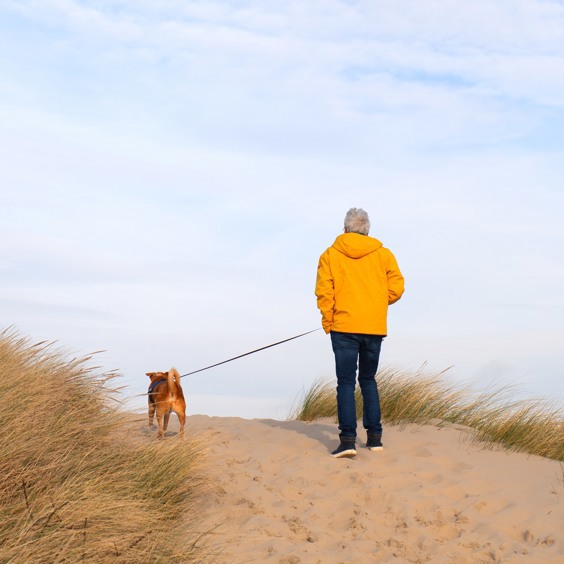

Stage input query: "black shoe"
[
  {"left": 366, "top": 434, "right": 383, "bottom": 451},
  {"left": 331, "top": 439, "right": 357, "bottom": 458}
]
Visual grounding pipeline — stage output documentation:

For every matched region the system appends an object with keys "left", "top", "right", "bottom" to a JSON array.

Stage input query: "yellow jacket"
[{"left": 315, "top": 233, "right": 404, "bottom": 335}]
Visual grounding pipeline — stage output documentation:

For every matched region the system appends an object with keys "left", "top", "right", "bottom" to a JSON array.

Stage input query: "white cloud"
[{"left": 1, "top": 0, "right": 563, "bottom": 415}]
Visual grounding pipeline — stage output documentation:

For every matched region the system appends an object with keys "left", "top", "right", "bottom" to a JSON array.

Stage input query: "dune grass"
[
  {"left": 289, "top": 367, "right": 564, "bottom": 461},
  {"left": 0, "top": 329, "right": 211, "bottom": 563}
]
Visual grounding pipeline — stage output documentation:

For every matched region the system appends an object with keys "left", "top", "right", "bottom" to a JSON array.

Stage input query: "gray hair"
[{"left": 344, "top": 208, "right": 370, "bottom": 235}]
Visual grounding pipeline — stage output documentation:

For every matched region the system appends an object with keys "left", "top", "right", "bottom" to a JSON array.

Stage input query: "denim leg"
[
  {"left": 358, "top": 335, "right": 383, "bottom": 436},
  {"left": 330, "top": 332, "right": 360, "bottom": 439}
]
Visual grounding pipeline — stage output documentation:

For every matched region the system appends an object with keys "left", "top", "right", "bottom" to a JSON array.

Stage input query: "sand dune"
[{"left": 141, "top": 415, "right": 563, "bottom": 563}]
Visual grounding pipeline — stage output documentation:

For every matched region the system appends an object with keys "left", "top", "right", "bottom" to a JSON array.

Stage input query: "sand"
[{"left": 141, "top": 414, "right": 563, "bottom": 563}]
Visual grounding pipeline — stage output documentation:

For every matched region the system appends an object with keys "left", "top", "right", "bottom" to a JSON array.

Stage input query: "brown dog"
[{"left": 146, "top": 368, "right": 186, "bottom": 438}]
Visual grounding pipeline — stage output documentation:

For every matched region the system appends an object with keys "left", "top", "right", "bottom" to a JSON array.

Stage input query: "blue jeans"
[{"left": 330, "top": 331, "right": 383, "bottom": 440}]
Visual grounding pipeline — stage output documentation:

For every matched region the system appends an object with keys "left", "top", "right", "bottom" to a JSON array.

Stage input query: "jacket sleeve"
[
  {"left": 315, "top": 250, "right": 335, "bottom": 333},
  {"left": 385, "top": 250, "right": 405, "bottom": 305}
]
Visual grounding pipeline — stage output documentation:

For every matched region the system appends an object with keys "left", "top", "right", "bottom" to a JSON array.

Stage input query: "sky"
[{"left": 1, "top": 0, "right": 563, "bottom": 419}]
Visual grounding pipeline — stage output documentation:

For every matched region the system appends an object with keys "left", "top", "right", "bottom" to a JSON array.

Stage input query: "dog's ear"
[{"left": 146, "top": 372, "right": 155, "bottom": 377}]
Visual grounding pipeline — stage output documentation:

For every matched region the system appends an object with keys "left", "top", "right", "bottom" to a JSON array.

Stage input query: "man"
[{"left": 315, "top": 208, "right": 404, "bottom": 458}]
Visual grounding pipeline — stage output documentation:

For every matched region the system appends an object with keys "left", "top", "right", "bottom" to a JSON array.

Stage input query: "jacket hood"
[{"left": 332, "top": 233, "right": 382, "bottom": 259}]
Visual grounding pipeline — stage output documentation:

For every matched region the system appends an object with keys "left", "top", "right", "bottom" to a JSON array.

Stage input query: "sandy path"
[{"left": 141, "top": 414, "right": 563, "bottom": 563}]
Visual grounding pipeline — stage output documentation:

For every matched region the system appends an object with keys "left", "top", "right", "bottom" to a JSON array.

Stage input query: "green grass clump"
[
  {"left": 289, "top": 367, "right": 564, "bottom": 461},
  {"left": 0, "top": 328, "right": 210, "bottom": 563}
]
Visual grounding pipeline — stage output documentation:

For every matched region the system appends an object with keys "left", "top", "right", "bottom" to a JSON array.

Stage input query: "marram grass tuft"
[
  {"left": 0, "top": 328, "right": 212, "bottom": 563},
  {"left": 289, "top": 366, "right": 563, "bottom": 461}
]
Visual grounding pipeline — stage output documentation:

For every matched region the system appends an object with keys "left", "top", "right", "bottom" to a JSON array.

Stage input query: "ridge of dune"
[{"left": 146, "top": 415, "right": 563, "bottom": 563}]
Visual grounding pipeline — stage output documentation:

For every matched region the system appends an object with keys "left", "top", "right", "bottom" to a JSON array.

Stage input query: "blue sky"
[{"left": 1, "top": 0, "right": 563, "bottom": 417}]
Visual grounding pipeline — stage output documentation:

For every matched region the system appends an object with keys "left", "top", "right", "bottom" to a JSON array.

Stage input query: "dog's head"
[{"left": 146, "top": 371, "right": 168, "bottom": 383}]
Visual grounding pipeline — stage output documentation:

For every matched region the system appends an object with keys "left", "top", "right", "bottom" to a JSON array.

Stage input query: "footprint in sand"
[
  {"left": 282, "top": 515, "right": 316, "bottom": 542},
  {"left": 449, "top": 460, "right": 473, "bottom": 473},
  {"left": 432, "top": 523, "right": 462, "bottom": 541},
  {"left": 413, "top": 446, "right": 434, "bottom": 458},
  {"left": 472, "top": 499, "right": 510, "bottom": 515},
  {"left": 278, "top": 556, "right": 301, "bottom": 564},
  {"left": 520, "top": 529, "right": 555, "bottom": 546},
  {"left": 413, "top": 471, "right": 444, "bottom": 485},
  {"left": 441, "top": 484, "right": 471, "bottom": 502}
]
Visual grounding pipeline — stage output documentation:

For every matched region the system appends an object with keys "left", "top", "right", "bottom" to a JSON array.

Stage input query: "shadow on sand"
[{"left": 259, "top": 418, "right": 337, "bottom": 453}]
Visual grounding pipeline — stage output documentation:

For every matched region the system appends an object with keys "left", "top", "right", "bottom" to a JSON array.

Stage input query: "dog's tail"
[{"left": 167, "top": 367, "right": 182, "bottom": 399}]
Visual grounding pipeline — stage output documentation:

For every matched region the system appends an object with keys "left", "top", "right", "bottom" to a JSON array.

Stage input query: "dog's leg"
[
  {"left": 148, "top": 401, "right": 156, "bottom": 429},
  {"left": 163, "top": 412, "right": 170, "bottom": 433},
  {"left": 177, "top": 411, "right": 186, "bottom": 439},
  {"left": 156, "top": 411, "right": 165, "bottom": 438}
]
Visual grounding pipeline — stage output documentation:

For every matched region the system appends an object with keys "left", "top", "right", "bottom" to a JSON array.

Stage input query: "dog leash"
[
  {"left": 135, "top": 328, "right": 322, "bottom": 398},
  {"left": 179, "top": 328, "right": 321, "bottom": 379}
]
